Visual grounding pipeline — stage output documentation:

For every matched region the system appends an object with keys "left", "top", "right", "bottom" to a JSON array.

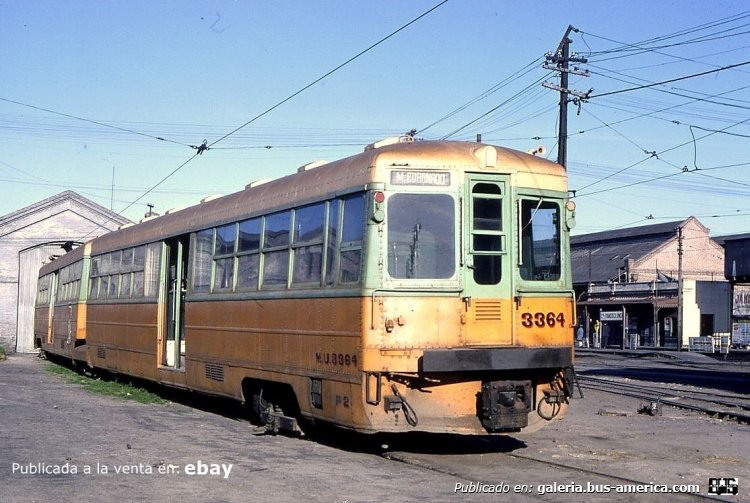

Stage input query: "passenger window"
[
  {"left": 213, "top": 257, "right": 234, "bottom": 290},
  {"left": 519, "top": 199, "right": 561, "bottom": 281},
  {"left": 340, "top": 194, "right": 365, "bottom": 283},
  {"left": 325, "top": 199, "right": 340, "bottom": 286},
  {"left": 263, "top": 250, "right": 289, "bottom": 287},
  {"left": 294, "top": 203, "right": 325, "bottom": 243},
  {"left": 293, "top": 203, "right": 325, "bottom": 285},
  {"left": 342, "top": 195, "right": 365, "bottom": 243},
  {"left": 215, "top": 224, "right": 236, "bottom": 255},
  {"left": 262, "top": 211, "right": 291, "bottom": 288},
  {"left": 213, "top": 224, "right": 236, "bottom": 290},
  {"left": 239, "top": 218, "right": 261, "bottom": 252},
  {"left": 264, "top": 211, "right": 290, "bottom": 248},
  {"left": 237, "top": 254, "right": 260, "bottom": 289},
  {"left": 471, "top": 183, "right": 503, "bottom": 285},
  {"left": 387, "top": 194, "right": 455, "bottom": 279},
  {"left": 237, "top": 217, "right": 262, "bottom": 290},
  {"left": 193, "top": 229, "right": 213, "bottom": 292}
]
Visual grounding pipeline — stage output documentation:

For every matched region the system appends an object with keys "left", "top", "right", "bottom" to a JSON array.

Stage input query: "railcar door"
[
  {"left": 163, "top": 236, "right": 189, "bottom": 369},
  {"left": 462, "top": 175, "right": 513, "bottom": 345},
  {"left": 46, "top": 272, "right": 59, "bottom": 345}
]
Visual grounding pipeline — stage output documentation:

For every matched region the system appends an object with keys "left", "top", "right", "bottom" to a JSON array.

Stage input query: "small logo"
[{"left": 708, "top": 478, "right": 739, "bottom": 496}]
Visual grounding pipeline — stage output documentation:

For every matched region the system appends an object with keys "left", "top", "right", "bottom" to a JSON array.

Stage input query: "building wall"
[
  {"left": 725, "top": 237, "right": 750, "bottom": 281},
  {"left": 0, "top": 192, "right": 129, "bottom": 353},
  {"left": 633, "top": 220, "right": 725, "bottom": 282},
  {"left": 696, "top": 281, "right": 731, "bottom": 333},
  {"left": 682, "top": 280, "right": 699, "bottom": 346},
  {"left": 679, "top": 280, "right": 731, "bottom": 347}
]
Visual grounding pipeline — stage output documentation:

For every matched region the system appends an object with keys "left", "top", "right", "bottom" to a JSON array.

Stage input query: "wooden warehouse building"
[{"left": 0, "top": 191, "right": 130, "bottom": 354}]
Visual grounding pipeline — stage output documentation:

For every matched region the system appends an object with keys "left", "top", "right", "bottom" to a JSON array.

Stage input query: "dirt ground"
[
  {"left": 1, "top": 354, "right": 749, "bottom": 502},
  {"left": 0, "top": 355, "right": 458, "bottom": 503}
]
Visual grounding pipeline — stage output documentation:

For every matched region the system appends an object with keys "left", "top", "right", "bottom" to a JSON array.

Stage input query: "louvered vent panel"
[
  {"left": 97, "top": 347, "right": 106, "bottom": 359},
  {"left": 205, "top": 363, "right": 225, "bottom": 382},
  {"left": 474, "top": 300, "right": 503, "bottom": 321}
]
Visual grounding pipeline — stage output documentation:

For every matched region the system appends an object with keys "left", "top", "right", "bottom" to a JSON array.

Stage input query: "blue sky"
[{"left": 2, "top": 0, "right": 749, "bottom": 236}]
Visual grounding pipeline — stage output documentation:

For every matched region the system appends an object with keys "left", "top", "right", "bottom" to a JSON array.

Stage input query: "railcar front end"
[{"left": 335, "top": 143, "right": 576, "bottom": 434}]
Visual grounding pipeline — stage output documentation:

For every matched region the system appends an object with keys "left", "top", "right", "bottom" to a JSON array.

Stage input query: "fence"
[{"left": 688, "top": 334, "right": 730, "bottom": 353}]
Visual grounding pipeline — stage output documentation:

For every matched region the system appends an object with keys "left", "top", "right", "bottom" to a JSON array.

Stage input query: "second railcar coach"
[{"left": 36, "top": 137, "right": 576, "bottom": 435}]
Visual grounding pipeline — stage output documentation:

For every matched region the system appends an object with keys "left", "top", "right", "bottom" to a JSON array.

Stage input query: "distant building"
[
  {"left": 715, "top": 233, "right": 750, "bottom": 347},
  {"left": 0, "top": 191, "right": 130, "bottom": 353},
  {"left": 571, "top": 217, "right": 730, "bottom": 349}
]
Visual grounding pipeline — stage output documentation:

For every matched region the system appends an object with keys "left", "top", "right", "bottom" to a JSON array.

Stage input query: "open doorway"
[{"left": 163, "top": 236, "right": 189, "bottom": 369}]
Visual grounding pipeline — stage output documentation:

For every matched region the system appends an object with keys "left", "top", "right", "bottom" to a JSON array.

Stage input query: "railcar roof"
[
  {"left": 89, "top": 140, "right": 564, "bottom": 255},
  {"left": 38, "top": 242, "right": 86, "bottom": 276}
]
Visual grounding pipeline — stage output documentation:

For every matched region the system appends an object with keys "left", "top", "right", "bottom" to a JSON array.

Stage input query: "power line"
[
  {"left": 440, "top": 73, "right": 552, "bottom": 139},
  {"left": 583, "top": 14, "right": 750, "bottom": 62},
  {"left": 589, "top": 60, "right": 750, "bottom": 99},
  {"left": 577, "top": 159, "right": 750, "bottom": 199},
  {"left": 417, "top": 57, "right": 542, "bottom": 135},
  {"left": 0, "top": 97, "right": 192, "bottom": 148},
  {"left": 584, "top": 11, "right": 750, "bottom": 57},
  {"left": 77, "top": 3, "right": 451, "bottom": 237},
  {"left": 208, "top": 0, "right": 450, "bottom": 149},
  {"left": 588, "top": 65, "right": 750, "bottom": 109},
  {"left": 575, "top": 115, "right": 750, "bottom": 195}
]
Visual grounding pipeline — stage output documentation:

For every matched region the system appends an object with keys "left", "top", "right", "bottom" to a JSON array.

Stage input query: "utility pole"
[
  {"left": 677, "top": 226, "right": 684, "bottom": 351},
  {"left": 543, "top": 25, "right": 591, "bottom": 168}
]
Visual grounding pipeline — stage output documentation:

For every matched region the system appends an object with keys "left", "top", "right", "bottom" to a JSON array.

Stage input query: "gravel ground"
[
  {"left": 1, "top": 353, "right": 748, "bottom": 502},
  {"left": 0, "top": 355, "right": 469, "bottom": 503}
]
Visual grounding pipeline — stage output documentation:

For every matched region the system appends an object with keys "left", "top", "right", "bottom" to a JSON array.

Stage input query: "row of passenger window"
[
  {"left": 57, "top": 261, "right": 83, "bottom": 303},
  {"left": 193, "top": 193, "right": 365, "bottom": 292},
  {"left": 89, "top": 244, "right": 161, "bottom": 300},
  {"left": 36, "top": 274, "right": 53, "bottom": 305}
]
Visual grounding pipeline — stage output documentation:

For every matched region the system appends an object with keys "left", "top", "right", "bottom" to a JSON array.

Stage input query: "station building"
[
  {"left": 0, "top": 191, "right": 130, "bottom": 354},
  {"left": 571, "top": 217, "right": 730, "bottom": 349}
]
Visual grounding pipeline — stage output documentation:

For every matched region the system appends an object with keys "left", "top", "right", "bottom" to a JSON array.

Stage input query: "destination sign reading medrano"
[{"left": 391, "top": 171, "right": 451, "bottom": 186}]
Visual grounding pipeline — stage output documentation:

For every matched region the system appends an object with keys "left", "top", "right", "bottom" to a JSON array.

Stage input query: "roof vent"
[
  {"left": 473, "top": 145, "right": 497, "bottom": 169},
  {"left": 165, "top": 207, "right": 185, "bottom": 215},
  {"left": 365, "top": 135, "right": 414, "bottom": 151},
  {"left": 200, "top": 194, "right": 223, "bottom": 204},
  {"left": 246, "top": 178, "right": 272, "bottom": 190},
  {"left": 139, "top": 215, "right": 159, "bottom": 223},
  {"left": 297, "top": 160, "right": 328, "bottom": 173},
  {"left": 118, "top": 222, "right": 135, "bottom": 230}
]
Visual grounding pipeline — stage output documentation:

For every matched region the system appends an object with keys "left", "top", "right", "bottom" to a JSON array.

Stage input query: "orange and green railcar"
[{"left": 36, "top": 138, "right": 576, "bottom": 434}]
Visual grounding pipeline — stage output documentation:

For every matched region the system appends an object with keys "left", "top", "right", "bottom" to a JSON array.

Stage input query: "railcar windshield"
[
  {"left": 387, "top": 194, "right": 455, "bottom": 279},
  {"left": 519, "top": 199, "right": 561, "bottom": 281}
]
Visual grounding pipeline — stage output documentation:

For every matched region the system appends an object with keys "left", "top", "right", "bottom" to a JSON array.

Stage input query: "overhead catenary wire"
[
  {"left": 0, "top": 97, "right": 192, "bottom": 148},
  {"left": 575, "top": 115, "right": 750, "bottom": 195},
  {"left": 582, "top": 12, "right": 750, "bottom": 62},
  {"left": 208, "top": 0, "right": 450, "bottom": 149},
  {"left": 74, "top": 2, "right": 451, "bottom": 239},
  {"left": 417, "top": 57, "right": 543, "bottom": 135},
  {"left": 588, "top": 65, "right": 750, "bottom": 110},
  {"left": 589, "top": 60, "right": 750, "bottom": 99},
  {"left": 440, "top": 72, "right": 553, "bottom": 140},
  {"left": 583, "top": 10, "right": 750, "bottom": 57}
]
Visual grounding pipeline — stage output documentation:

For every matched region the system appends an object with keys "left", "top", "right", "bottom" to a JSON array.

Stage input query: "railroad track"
[
  {"left": 576, "top": 374, "right": 750, "bottom": 424},
  {"left": 383, "top": 445, "right": 715, "bottom": 502}
]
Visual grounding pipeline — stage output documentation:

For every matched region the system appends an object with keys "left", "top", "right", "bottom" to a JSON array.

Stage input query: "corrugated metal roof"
[
  {"left": 571, "top": 236, "right": 669, "bottom": 284},
  {"left": 570, "top": 219, "right": 688, "bottom": 245},
  {"left": 713, "top": 232, "right": 750, "bottom": 245},
  {"left": 570, "top": 219, "right": 693, "bottom": 284}
]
